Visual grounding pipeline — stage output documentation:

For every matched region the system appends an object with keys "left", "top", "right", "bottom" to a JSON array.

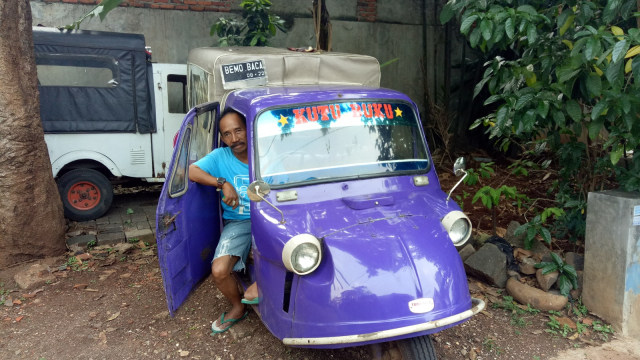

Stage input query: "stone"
[
  {"left": 507, "top": 270, "right": 521, "bottom": 281},
  {"left": 519, "top": 257, "right": 537, "bottom": 275},
  {"left": 112, "top": 243, "right": 135, "bottom": 254},
  {"left": 14, "top": 264, "right": 56, "bottom": 290},
  {"left": 458, "top": 244, "right": 475, "bottom": 261},
  {"left": 464, "top": 243, "right": 508, "bottom": 288},
  {"left": 66, "top": 234, "right": 97, "bottom": 248},
  {"left": 97, "top": 232, "right": 125, "bottom": 246},
  {"left": 124, "top": 228, "right": 155, "bottom": 243},
  {"left": 564, "top": 252, "right": 584, "bottom": 271},
  {"left": 506, "top": 278, "right": 568, "bottom": 311},
  {"left": 505, "top": 221, "right": 526, "bottom": 248},
  {"left": 536, "top": 269, "right": 559, "bottom": 291}
]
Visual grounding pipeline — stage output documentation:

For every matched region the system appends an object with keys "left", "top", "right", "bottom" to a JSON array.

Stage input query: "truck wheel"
[
  {"left": 397, "top": 335, "right": 437, "bottom": 360},
  {"left": 58, "top": 169, "right": 113, "bottom": 221}
]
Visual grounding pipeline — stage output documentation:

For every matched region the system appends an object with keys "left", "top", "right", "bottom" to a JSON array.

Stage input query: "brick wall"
[
  {"left": 43, "top": 0, "right": 234, "bottom": 12},
  {"left": 357, "top": 0, "right": 376, "bottom": 22}
]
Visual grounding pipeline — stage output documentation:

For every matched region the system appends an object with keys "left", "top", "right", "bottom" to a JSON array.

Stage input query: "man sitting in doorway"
[{"left": 188, "top": 108, "right": 259, "bottom": 334}]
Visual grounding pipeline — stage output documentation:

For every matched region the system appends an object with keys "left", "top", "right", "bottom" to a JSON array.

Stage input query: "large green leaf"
[
  {"left": 591, "top": 100, "right": 608, "bottom": 120},
  {"left": 496, "top": 106, "right": 509, "bottom": 127},
  {"left": 461, "top": 15, "right": 479, "bottom": 34},
  {"left": 633, "top": 56, "right": 640, "bottom": 88},
  {"left": 612, "top": 39, "right": 629, "bottom": 63},
  {"left": 505, "top": 17, "right": 515, "bottom": 39},
  {"left": 515, "top": 93, "right": 535, "bottom": 110},
  {"left": 603, "top": 0, "right": 622, "bottom": 24},
  {"left": 610, "top": 145, "right": 624, "bottom": 165},
  {"left": 527, "top": 23, "right": 538, "bottom": 44},
  {"left": 586, "top": 74, "right": 602, "bottom": 97},
  {"left": 440, "top": 2, "right": 455, "bottom": 24},
  {"left": 480, "top": 19, "right": 493, "bottom": 41},
  {"left": 585, "top": 37, "right": 601, "bottom": 60},
  {"left": 517, "top": 4, "right": 538, "bottom": 16},
  {"left": 605, "top": 59, "right": 623, "bottom": 85},
  {"left": 470, "top": 27, "right": 482, "bottom": 48},
  {"left": 566, "top": 100, "right": 582, "bottom": 122}
]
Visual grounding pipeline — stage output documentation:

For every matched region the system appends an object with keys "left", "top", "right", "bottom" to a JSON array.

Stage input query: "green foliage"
[
  {"left": 535, "top": 253, "right": 578, "bottom": 296},
  {"left": 443, "top": 0, "right": 640, "bottom": 244},
  {"left": 126, "top": 208, "right": 134, "bottom": 215},
  {"left": 592, "top": 320, "right": 615, "bottom": 340},
  {"left": 463, "top": 162, "right": 495, "bottom": 185},
  {"left": 211, "top": 0, "right": 287, "bottom": 47},
  {"left": 63, "top": 0, "right": 124, "bottom": 30},
  {"left": 508, "top": 159, "right": 538, "bottom": 176},
  {"left": 492, "top": 295, "right": 540, "bottom": 327},
  {"left": 546, "top": 315, "right": 572, "bottom": 337},
  {"left": 472, "top": 185, "right": 527, "bottom": 210},
  {"left": 515, "top": 207, "right": 564, "bottom": 248}
]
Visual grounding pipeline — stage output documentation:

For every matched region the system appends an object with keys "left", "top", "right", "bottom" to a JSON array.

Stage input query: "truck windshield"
[{"left": 255, "top": 100, "right": 429, "bottom": 186}]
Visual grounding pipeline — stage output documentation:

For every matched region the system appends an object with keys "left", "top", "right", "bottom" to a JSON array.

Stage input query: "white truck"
[{"left": 33, "top": 27, "right": 187, "bottom": 221}]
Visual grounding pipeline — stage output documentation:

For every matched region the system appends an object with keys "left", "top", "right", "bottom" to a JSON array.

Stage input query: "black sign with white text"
[{"left": 220, "top": 60, "right": 267, "bottom": 88}]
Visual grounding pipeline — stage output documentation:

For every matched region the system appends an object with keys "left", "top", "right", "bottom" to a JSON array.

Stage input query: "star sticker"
[
  {"left": 394, "top": 107, "right": 403, "bottom": 117},
  {"left": 278, "top": 114, "right": 289, "bottom": 127}
]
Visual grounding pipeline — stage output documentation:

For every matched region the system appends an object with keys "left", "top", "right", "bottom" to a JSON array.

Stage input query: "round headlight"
[
  {"left": 282, "top": 234, "right": 322, "bottom": 275},
  {"left": 441, "top": 211, "right": 472, "bottom": 247}
]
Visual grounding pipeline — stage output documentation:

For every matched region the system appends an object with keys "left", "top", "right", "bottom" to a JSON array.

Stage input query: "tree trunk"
[{"left": 0, "top": 0, "right": 66, "bottom": 268}]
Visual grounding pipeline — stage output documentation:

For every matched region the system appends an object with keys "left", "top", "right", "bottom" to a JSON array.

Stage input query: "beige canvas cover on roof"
[{"left": 187, "top": 47, "right": 381, "bottom": 103}]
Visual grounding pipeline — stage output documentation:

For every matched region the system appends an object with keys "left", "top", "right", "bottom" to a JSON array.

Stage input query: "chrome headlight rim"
[
  {"left": 282, "top": 233, "right": 322, "bottom": 275},
  {"left": 441, "top": 210, "right": 472, "bottom": 247}
]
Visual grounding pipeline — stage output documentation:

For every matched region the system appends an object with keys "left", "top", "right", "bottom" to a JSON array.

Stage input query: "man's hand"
[{"left": 221, "top": 183, "right": 240, "bottom": 209}]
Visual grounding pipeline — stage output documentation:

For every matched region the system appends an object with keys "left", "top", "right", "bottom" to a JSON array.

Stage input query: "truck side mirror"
[
  {"left": 247, "top": 180, "right": 286, "bottom": 224},
  {"left": 453, "top": 157, "right": 466, "bottom": 177},
  {"left": 448, "top": 157, "right": 468, "bottom": 201}
]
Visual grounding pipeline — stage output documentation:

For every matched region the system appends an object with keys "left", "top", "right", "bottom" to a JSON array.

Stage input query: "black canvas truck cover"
[{"left": 33, "top": 27, "right": 154, "bottom": 133}]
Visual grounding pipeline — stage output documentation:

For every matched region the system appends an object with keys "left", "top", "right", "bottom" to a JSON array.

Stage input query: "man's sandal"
[{"left": 210, "top": 311, "right": 249, "bottom": 334}]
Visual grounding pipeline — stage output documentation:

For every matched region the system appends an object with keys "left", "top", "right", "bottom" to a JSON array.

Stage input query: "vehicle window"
[
  {"left": 169, "top": 127, "right": 192, "bottom": 197},
  {"left": 167, "top": 74, "right": 187, "bottom": 114},
  {"left": 188, "top": 65, "right": 208, "bottom": 108},
  {"left": 255, "top": 101, "right": 429, "bottom": 186},
  {"left": 36, "top": 54, "right": 119, "bottom": 88},
  {"left": 189, "top": 111, "right": 214, "bottom": 163}
]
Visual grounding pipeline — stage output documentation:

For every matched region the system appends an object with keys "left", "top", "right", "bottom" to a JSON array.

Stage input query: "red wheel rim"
[{"left": 67, "top": 181, "right": 101, "bottom": 211}]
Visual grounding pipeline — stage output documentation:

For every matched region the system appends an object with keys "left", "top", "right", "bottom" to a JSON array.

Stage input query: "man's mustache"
[{"left": 230, "top": 141, "right": 245, "bottom": 149}]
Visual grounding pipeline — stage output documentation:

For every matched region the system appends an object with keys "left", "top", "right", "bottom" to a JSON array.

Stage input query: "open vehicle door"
[{"left": 156, "top": 102, "right": 220, "bottom": 316}]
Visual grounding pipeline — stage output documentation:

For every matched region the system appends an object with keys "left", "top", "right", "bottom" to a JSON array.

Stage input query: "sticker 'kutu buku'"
[{"left": 290, "top": 103, "right": 403, "bottom": 125}]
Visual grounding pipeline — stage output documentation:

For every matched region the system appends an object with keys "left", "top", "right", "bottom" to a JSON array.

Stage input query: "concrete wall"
[{"left": 30, "top": 0, "right": 429, "bottom": 115}]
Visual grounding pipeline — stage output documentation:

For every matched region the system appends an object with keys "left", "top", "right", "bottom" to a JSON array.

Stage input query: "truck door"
[{"left": 156, "top": 101, "right": 220, "bottom": 315}]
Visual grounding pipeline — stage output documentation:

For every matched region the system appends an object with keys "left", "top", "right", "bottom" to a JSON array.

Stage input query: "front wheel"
[
  {"left": 397, "top": 335, "right": 437, "bottom": 359},
  {"left": 58, "top": 168, "right": 113, "bottom": 221},
  {"left": 371, "top": 335, "right": 437, "bottom": 360}
]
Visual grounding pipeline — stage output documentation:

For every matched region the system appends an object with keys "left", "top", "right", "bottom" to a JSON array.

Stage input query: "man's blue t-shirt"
[{"left": 193, "top": 147, "right": 250, "bottom": 220}]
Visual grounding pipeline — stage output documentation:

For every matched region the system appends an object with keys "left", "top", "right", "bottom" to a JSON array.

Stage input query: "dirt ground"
[{"left": 0, "top": 155, "right": 637, "bottom": 359}]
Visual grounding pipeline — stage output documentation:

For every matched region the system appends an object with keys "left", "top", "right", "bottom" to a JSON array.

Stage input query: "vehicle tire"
[
  {"left": 57, "top": 168, "right": 113, "bottom": 221},
  {"left": 397, "top": 335, "right": 437, "bottom": 360}
]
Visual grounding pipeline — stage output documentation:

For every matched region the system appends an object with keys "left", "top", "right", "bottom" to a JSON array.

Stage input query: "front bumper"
[{"left": 283, "top": 297, "right": 485, "bottom": 346}]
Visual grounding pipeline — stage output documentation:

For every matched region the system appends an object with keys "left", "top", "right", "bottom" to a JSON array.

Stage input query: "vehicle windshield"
[{"left": 255, "top": 100, "right": 429, "bottom": 186}]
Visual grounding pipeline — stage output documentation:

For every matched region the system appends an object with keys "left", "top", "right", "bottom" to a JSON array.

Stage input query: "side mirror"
[
  {"left": 453, "top": 157, "right": 466, "bottom": 177},
  {"left": 247, "top": 180, "right": 285, "bottom": 224},
  {"left": 447, "top": 157, "right": 468, "bottom": 201},
  {"left": 247, "top": 180, "right": 271, "bottom": 202}
]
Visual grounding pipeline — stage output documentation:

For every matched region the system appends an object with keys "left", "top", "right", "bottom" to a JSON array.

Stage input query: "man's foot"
[
  {"left": 210, "top": 311, "right": 248, "bottom": 334},
  {"left": 242, "top": 282, "right": 259, "bottom": 304}
]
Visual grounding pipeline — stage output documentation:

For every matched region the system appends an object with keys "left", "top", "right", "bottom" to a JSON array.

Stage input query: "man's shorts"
[{"left": 213, "top": 219, "right": 251, "bottom": 272}]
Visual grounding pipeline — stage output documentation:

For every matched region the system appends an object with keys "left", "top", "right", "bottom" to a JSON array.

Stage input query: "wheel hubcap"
[{"left": 68, "top": 181, "right": 101, "bottom": 210}]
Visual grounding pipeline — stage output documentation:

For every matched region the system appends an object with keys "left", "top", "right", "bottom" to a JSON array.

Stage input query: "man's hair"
[{"left": 218, "top": 108, "right": 246, "bottom": 133}]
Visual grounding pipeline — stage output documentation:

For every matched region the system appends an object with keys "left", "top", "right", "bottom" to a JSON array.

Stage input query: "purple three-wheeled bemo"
[{"left": 156, "top": 47, "right": 484, "bottom": 358}]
